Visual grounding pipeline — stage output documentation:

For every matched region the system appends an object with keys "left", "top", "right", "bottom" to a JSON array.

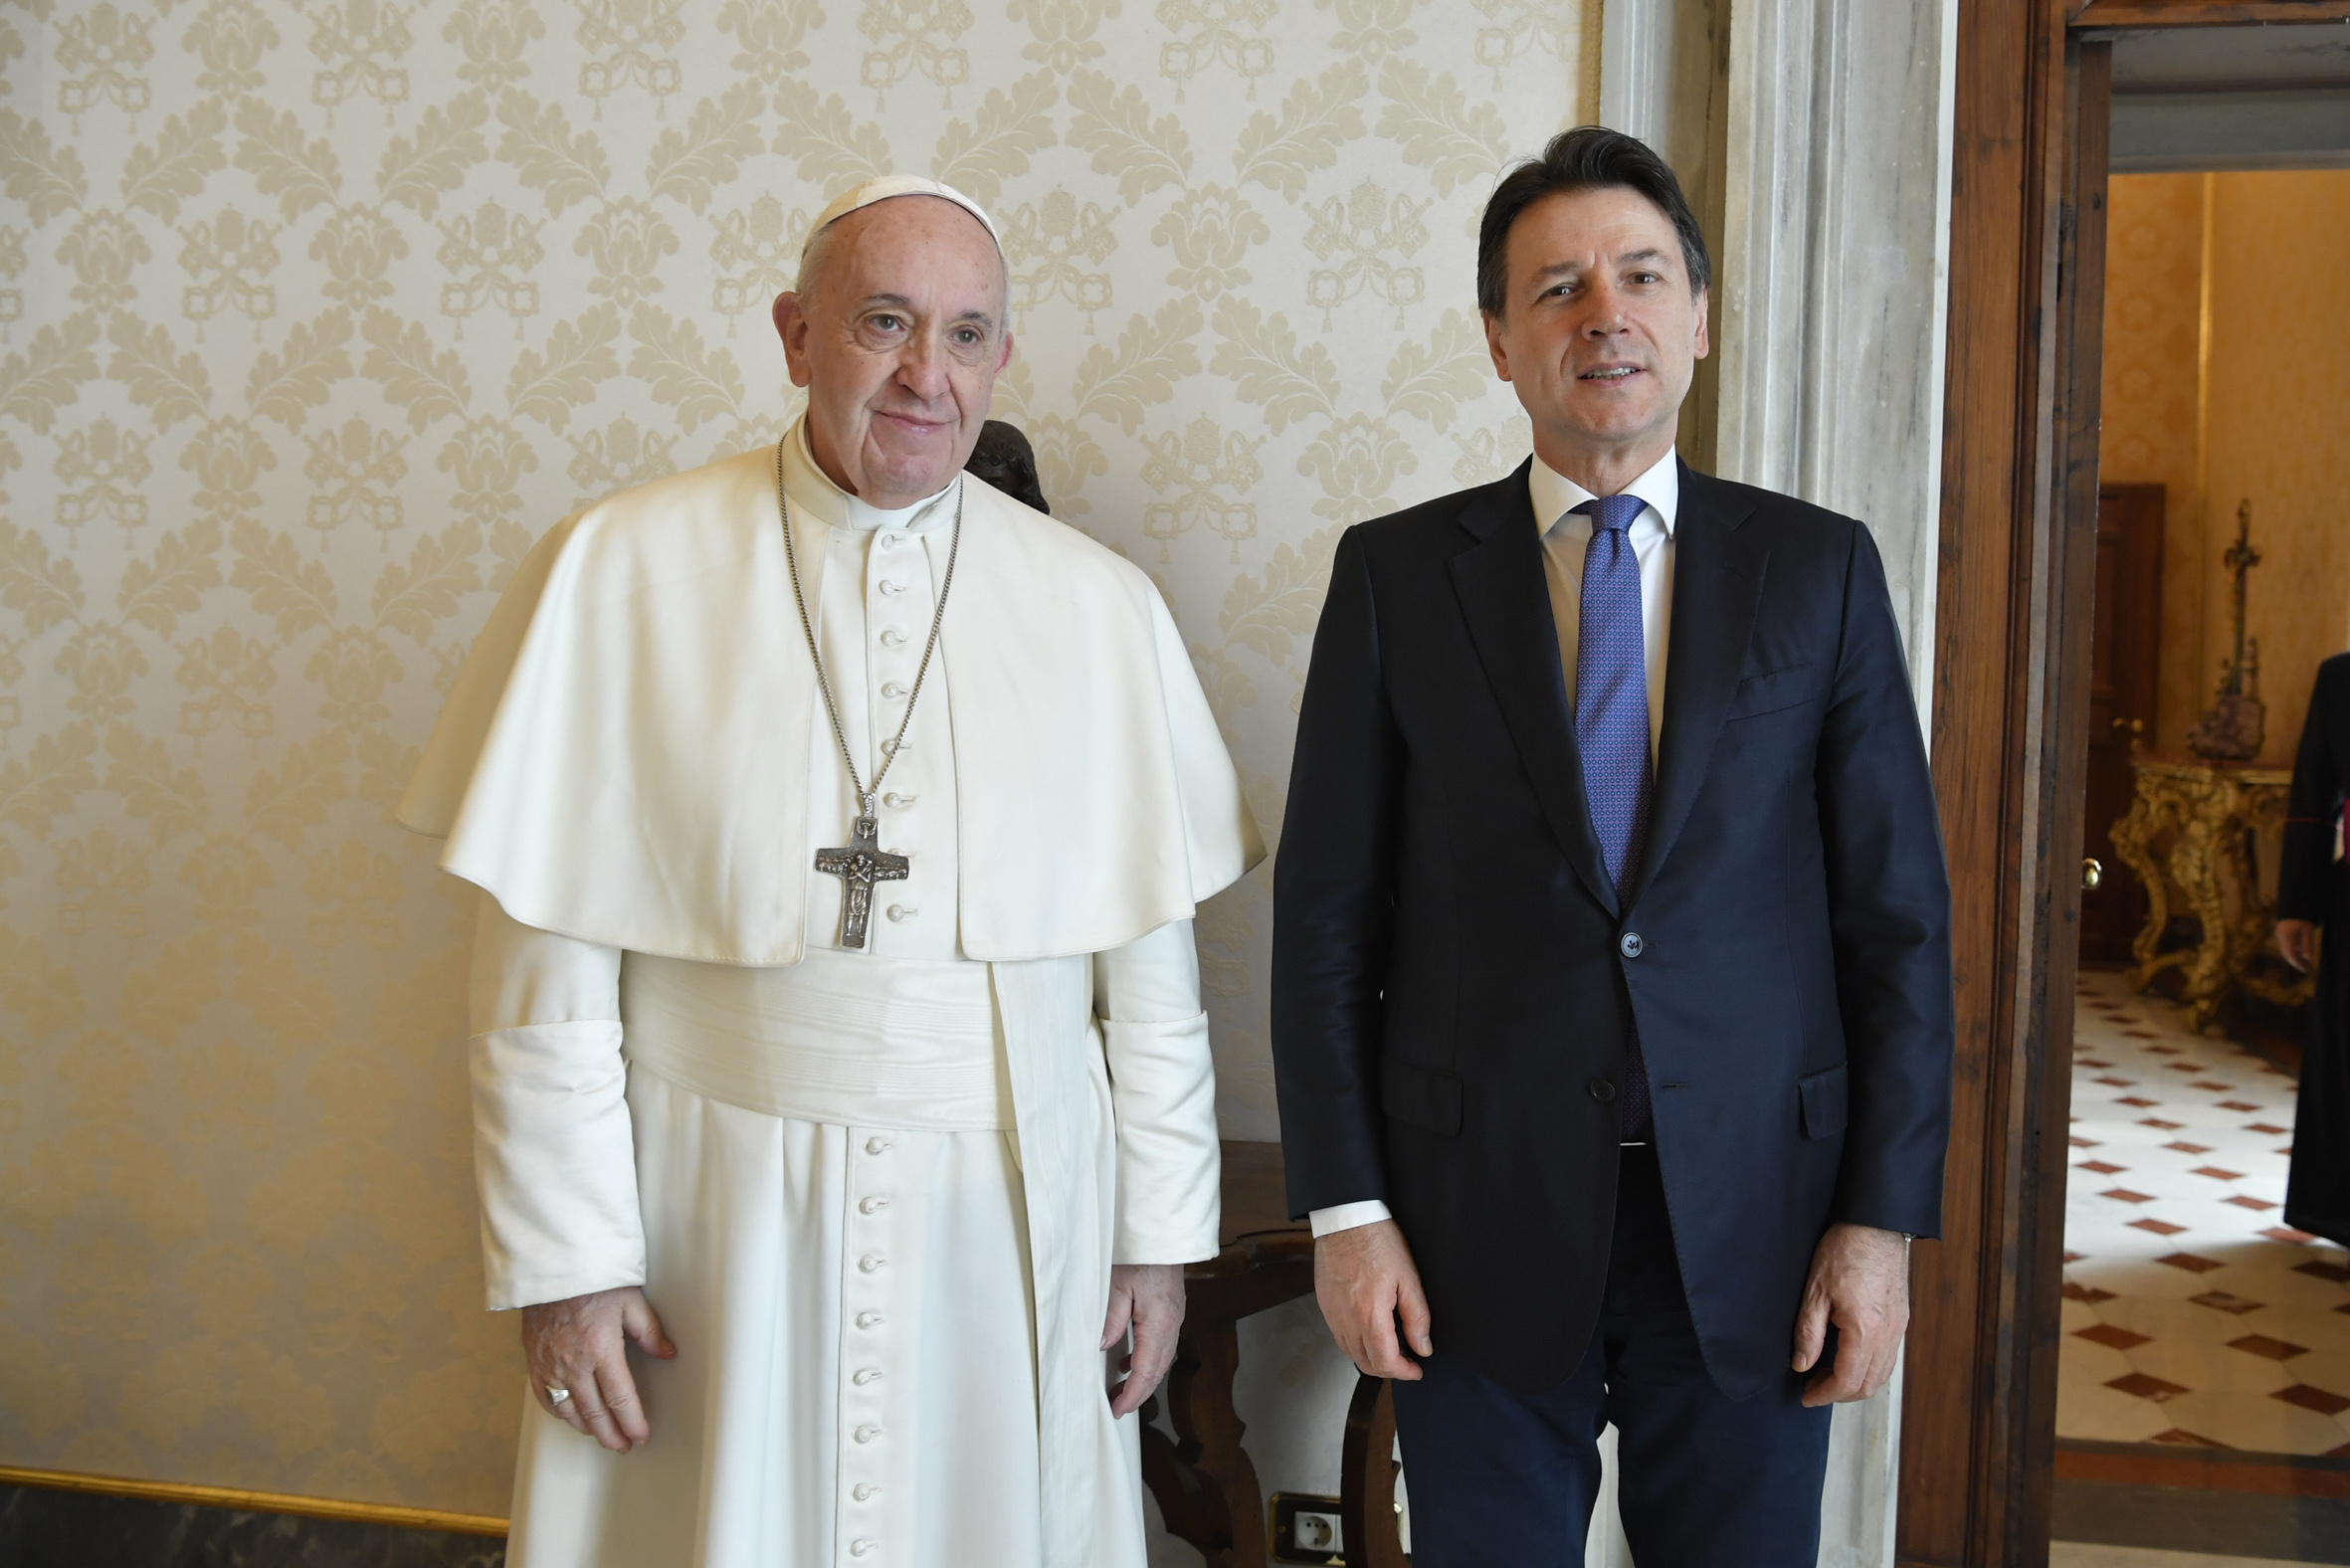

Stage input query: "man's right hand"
[
  {"left": 1314, "top": 1220, "right": 1433, "bottom": 1381},
  {"left": 2279, "top": 918, "right": 2319, "bottom": 974},
  {"left": 521, "top": 1285, "right": 677, "bottom": 1453}
]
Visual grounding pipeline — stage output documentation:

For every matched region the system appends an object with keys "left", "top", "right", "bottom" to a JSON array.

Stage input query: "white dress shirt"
[{"left": 1307, "top": 446, "right": 1681, "bottom": 1240}]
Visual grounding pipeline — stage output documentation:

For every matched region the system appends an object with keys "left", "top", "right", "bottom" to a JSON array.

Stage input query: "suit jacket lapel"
[
  {"left": 1448, "top": 464, "right": 1620, "bottom": 917},
  {"left": 1628, "top": 465, "right": 1766, "bottom": 908}
]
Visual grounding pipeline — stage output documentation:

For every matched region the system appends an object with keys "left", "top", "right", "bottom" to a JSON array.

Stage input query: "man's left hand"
[
  {"left": 1101, "top": 1263, "right": 1186, "bottom": 1418},
  {"left": 1793, "top": 1223, "right": 1910, "bottom": 1407}
]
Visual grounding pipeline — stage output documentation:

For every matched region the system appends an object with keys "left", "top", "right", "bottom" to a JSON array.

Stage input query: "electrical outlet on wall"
[{"left": 1269, "top": 1491, "right": 1345, "bottom": 1564}]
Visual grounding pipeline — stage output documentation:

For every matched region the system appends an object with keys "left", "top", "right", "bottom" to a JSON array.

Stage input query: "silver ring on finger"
[{"left": 546, "top": 1386, "right": 571, "bottom": 1405}]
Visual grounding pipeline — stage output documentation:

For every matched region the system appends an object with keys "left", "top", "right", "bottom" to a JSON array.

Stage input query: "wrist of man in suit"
[{"left": 1309, "top": 1200, "right": 1393, "bottom": 1238}]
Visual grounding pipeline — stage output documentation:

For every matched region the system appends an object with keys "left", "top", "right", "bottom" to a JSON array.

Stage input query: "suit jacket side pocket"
[
  {"left": 1725, "top": 662, "right": 1819, "bottom": 722},
  {"left": 1799, "top": 1062, "right": 1849, "bottom": 1140},
  {"left": 1382, "top": 1059, "right": 1464, "bottom": 1136}
]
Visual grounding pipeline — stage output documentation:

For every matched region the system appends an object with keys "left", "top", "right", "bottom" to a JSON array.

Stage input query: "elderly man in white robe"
[{"left": 398, "top": 176, "right": 1262, "bottom": 1568}]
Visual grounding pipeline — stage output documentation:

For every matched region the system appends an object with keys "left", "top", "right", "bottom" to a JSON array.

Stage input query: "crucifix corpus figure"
[
  {"left": 397, "top": 176, "right": 1263, "bottom": 1568},
  {"left": 815, "top": 811, "right": 910, "bottom": 948}
]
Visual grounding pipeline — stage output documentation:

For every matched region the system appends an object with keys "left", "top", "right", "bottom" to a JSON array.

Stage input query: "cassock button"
[
  {"left": 854, "top": 1368, "right": 882, "bottom": 1385},
  {"left": 1587, "top": 1078, "right": 1618, "bottom": 1103},
  {"left": 1619, "top": 931, "right": 1645, "bottom": 959},
  {"left": 859, "top": 1196, "right": 888, "bottom": 1215},
  {"left": 853, "top": 1483, "right": 880, "bottom": 1502},
  {"left": 851, "top": 1541, "right": 878, "bottom": 1557},
  {"left": 881, "top": 682, "right": 906, "bottom": 698},
  {"left": 886, "top": 904, "right": 914, "bottom": 922},
  {"left": 865, "top": 1136, "right": 891, "bottom": 1155},
  {"left": 859, "top": 1254, "right": 885, "bottom": 1274},
  {"left": 857, "top": 1311, "right": 885, "bottom": 1329},
  {"left": 879, "top": 534, "right": 898, "bottom": 550},
  {"left": 880, "top": 628, "right": 906, "bottom": 648},
  {"left": 854, "top": 1424, "right": 881, "bottom": 1444}
]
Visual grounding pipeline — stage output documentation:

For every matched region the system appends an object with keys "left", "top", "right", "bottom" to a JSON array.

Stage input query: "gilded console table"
[{"left": 2107, "top": 754, "right": 2313, "bottom": 1030}]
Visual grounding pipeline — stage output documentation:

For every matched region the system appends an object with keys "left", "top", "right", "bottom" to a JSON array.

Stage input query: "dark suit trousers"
[{"left": 1389, "top": 1147, "right": 1833, "bottom": 1567}]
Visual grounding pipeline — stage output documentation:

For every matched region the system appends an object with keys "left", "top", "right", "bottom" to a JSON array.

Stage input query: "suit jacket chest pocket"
[{"left": 1725, "top": 663, "right": 1818, "bottom": 722}]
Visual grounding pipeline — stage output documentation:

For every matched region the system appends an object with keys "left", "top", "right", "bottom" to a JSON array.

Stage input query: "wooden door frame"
[{"left": 1898, "top": 3, "right": 2350, "bottom": 1565}]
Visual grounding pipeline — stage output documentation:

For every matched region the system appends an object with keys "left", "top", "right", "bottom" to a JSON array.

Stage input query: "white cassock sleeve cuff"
[
  {"left": 1309, "top": 1201, "right": 1394, "bottom": 1239},
  {"left": 471, "top": 1021, "right": 648, "bottom": 1309},
  {"left": 469, "top": 892, "right": 646, "bottom": 1310},
  {"left": 1096, "top": 919, "right": 1222, "bottom": 1265}
]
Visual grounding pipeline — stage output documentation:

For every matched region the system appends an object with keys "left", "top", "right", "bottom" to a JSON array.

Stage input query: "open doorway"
[{"left": 2052, "top": 25, "right": 2350, "bottom": 1563}]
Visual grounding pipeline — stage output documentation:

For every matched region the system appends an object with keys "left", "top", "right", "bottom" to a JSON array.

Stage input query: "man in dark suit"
[{"left": 1271, "top": 126, "right": 1954, "bottom": 1566}]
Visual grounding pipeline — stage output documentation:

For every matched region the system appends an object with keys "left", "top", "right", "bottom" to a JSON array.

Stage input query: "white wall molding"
[{"left": 1716, "top": 0, "right": 1960, "bottom": 718}]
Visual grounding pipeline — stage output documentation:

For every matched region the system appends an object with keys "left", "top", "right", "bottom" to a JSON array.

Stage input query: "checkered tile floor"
[{"left": 2058, "top": 971, "right": 2350, "bottom": 1455}]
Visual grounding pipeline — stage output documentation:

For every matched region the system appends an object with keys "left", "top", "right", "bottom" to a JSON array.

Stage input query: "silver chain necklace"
[{"left": 775, "top": 437, "right": 963, "bottom": 948}]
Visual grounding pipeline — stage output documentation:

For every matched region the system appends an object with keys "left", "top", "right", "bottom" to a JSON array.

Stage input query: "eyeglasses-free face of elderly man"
[
  {"left": 770, "top": 193, "right": 1015, "bottom": 511},
  {"left": 415, "top": 163, "right": 1262, "bottom": 1568}
]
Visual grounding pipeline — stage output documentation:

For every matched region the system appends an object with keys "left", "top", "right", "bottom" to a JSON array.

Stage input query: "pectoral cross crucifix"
[{"left": 814, "top": 812, "right": 909, "bottom": 949}]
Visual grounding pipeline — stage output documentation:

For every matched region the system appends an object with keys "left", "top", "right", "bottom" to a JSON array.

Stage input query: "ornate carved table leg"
[
  {"left": 2173, "top": 812, "right": 2233, "bottom": 1033},
  {"left": 1136, "top": 1154, "right": 1319, "bottom": 1568},
  {"left": 1339, "top": 1373, "right": 1410, "bottom": 1568},
  {"left": 1137, "top": 1249, "right": 1310, "bottom": 1568},
  {"left": 2109, "top": 780, "right": 2170, "bottom": 989},
  {"left": 1139, "top": 1313, "right": 1266, "bottom": 1568}
]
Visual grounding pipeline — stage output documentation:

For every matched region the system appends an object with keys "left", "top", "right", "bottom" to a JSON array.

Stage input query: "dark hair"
[
  {"left": 965, "top": 420, "right": 1050, "bottom": 515},
  {"left": 1476, "top": 126, "right": 1711, "bottom": 317}
]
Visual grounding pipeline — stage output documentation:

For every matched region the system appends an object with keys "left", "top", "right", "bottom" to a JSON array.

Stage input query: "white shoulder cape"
[{"left": 397, "top": 446, "right": 1264, "bottom": 963}]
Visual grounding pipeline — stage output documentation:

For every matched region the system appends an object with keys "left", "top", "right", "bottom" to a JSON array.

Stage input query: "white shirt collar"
[
  {"left": 783, "top": 413, "right": 960, "bottom": 535},
  {"left": 1527, "top": 445, "right": 1680, "bottom": 538}
]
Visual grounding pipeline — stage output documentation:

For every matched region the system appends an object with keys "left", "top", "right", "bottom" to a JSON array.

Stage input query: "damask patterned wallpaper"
[
  {"left": 2100, "top": 171, "right": 2350, "bottom": 772},
  {"left": 2201, "top": 171, "right": 2350, "bottom": 772},
  {"left": 0, "top": 0, "right": 1591, "bottom": 1516},
  {"left": 2098, "top": 173, "right": 2206, "bottom": 757}
]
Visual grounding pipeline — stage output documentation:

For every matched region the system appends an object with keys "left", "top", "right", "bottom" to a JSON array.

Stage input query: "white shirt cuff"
[{"left": 1309, "top": 1200, "right": 1393, "bottom": 1239}]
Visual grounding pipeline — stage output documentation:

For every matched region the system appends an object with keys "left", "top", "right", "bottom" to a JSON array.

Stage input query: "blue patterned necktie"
[{"left": 1572, "top": 493, "right": 1655, "bottom": 1139}]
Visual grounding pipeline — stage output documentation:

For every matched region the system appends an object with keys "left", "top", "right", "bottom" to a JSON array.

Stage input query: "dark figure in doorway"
[
  {"left": 965, "top": 419, "right": 1050, "bottom": 515},
  {"left": 2280, "top": 652, "right": 2350, "bottom": 1246}
]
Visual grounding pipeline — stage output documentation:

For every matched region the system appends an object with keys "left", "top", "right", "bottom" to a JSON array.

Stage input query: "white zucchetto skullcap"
[{"left": 804, "top": 176, "right": 1001, "bottom": 254}]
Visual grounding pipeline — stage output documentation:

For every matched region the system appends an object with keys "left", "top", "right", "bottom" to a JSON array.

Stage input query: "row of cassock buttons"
[
  {"left": 873, "top": 530, "right": 921, "bottom": 934},
  {"left": 846, "top": 1134, "right": 894, "bottom": 1560}
]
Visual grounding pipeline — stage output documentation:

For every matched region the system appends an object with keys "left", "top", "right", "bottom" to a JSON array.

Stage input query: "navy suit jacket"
[{"left": 1271, "top": 460, "right": 1955, "bottom": 1399}]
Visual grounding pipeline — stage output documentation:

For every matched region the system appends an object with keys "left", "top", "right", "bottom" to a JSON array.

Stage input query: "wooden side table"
[
  {"left": 1140, "top": 1140, "right": 1314, "bottom": 1568},
  {"left": 2107, "top": 754, "right": 2313, "bottom": 1029},
  {"left": 1140, "top": 1142, "right": 1414, "bottom": 1567},
  {"left": 1341, "top": 1372, "right": 1408, "bottom": 1567}
]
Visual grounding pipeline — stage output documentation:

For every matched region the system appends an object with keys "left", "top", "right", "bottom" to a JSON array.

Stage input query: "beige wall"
[
  {"left": 2101, "top": 171, "right": 2350, "bottom": 766},
  {"left": 0, "top": 0, "right": 1590, "bottom": 1519},
  {"left": 2099, "top": 173, "right": 2207, "bottom": 753},
  {"left": 2205, "top": 172, "right": 2350, "bottom": 766}
]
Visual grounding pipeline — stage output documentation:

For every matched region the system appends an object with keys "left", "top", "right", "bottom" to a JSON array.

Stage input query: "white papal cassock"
[{"left": 400, "top": 417, "right": 1264, "bottom": 1568}]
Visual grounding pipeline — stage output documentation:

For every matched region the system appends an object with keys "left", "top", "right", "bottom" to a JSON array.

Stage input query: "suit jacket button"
[
  {"left": 1587, "top": 1078, "right": 1618, "bottom": 1103},
  {"left": 1619, "top": 930, "right": 1645, "bottom": 959}
]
